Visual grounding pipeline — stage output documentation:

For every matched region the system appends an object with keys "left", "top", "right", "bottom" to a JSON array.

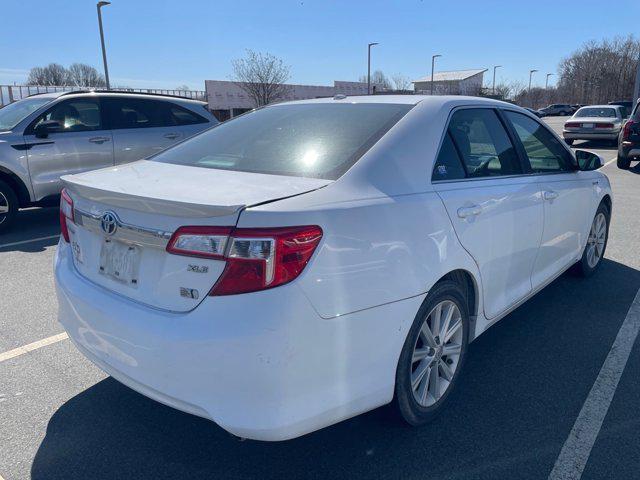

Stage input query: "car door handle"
[
  {"left": 543, "top": 190, "right": 559, "bottom": 201},
  {"left": 163, "top": 133, "right": 180, "bottom": 140},
  {"left": 88, "top": 136, "right": 110, "bottom": 144},
  {"left": 457, "top": 205, "right": 482, "bottom": 218}
]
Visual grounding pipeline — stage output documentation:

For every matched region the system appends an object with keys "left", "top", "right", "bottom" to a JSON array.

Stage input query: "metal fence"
[{"left": 0, "top": 84, "right": 207, "bottom": 107}]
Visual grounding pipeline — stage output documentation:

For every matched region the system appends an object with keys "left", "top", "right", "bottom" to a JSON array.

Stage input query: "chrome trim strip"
[{"left": 74, "top": 208, "right": 173, "bottom": 247}]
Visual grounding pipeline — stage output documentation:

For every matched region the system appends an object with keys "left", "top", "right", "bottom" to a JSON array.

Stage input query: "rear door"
[
  {"left": 104, "top": 97, "right": 186, "bottom": 165},
  {"left": 503, "top": 110, "right": 594, "bottom": 289},
  {"left": 433, "top": 107, "right": 544, "bottom": 319},
  {"left": 24, "top": 97, "right": 113, "bottom": 200}
]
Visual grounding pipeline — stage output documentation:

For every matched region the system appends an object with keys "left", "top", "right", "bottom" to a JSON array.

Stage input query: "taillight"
[
  {"left": 166, "top": 225, "right": 323, "bottom": 295},
  {"left": 166, "top": 226, "right": 232, "bottom": 259},
  {"left": 595, "top": 123, "right": 614, "bottom": 129},
  {"left": 59, "top": 189, "right": 74, "bottom": 243},
  {"left": 623, "top": 120, "right": 636, "bottom": 140},
  {"left": 565, "top": 122, "right": 580, "bottom": 128}
]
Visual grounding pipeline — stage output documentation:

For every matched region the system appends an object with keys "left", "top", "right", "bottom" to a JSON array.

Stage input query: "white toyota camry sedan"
[{"left": 54, "top": 95, "right": 612, "bottom": 441}]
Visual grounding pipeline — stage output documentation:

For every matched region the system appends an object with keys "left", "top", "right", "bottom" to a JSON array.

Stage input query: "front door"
[
  {"left": 502, "top": 110, "right": 594, "bottom": 289},
  {"left": 24, "top": 98, "right": 113, "bottom": 200},
  {"left": 433, "top": 108, "right": 544, "bottom": 319}
]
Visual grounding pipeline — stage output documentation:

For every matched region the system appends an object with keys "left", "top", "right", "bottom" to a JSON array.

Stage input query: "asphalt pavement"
[{"left": 1, "top": 116, "right": 639, "bottom": 480}]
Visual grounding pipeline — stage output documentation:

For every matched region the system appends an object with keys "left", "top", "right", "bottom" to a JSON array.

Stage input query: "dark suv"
[{"left": 617, "top": 100, "right": 640, "bottom": 169}]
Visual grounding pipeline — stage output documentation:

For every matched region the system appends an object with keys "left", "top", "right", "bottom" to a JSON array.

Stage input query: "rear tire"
[
  {"left": 617, "top": 155, "right": 631, "bottom": 169},
  {"left": 574, "top": 203, "right": 609, "bottom": 277},
  {"left": 394, "top": 280, "right": 469, "bottom": 426},
  {"left": 565, "top": 139, "right": 574, "bottom": 146},
  {"left": 0, "top": 180, "right": 18, "bottom": 233}
]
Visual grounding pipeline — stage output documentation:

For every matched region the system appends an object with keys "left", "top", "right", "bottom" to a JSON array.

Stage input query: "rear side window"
[
  {"left": 168, "top": 104, "right": 208, "bottom": 125},
  {"left": 431, "top": 133, "right": 466, "bottom": 181},
  {"left": 446, "top": 108, "right": 521, "bottom": 178},
  {"left": 152, "top": 103, "right": 413, "bottom": 180},
  {"left": 504, "top": 111, "right": 573, "bottom": 173}
]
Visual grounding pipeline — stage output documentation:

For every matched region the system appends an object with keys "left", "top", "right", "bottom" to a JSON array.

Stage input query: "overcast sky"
[{"left": 1, "top": 0, "right": 638, "bottom": 90}]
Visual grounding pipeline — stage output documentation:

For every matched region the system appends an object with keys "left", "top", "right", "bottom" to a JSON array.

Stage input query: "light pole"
[
  {"left": 545, "top": 73, "right": 554, "bottom": 89},
  {"left": 492, "top": 65, "right": 502, "bottom": 95},
  {"left": 431, "top": 54, "right": 442, "bottom": 95},
  {"left": 97, "top": 1, "right": 111, "bottom": 90},
  {"left": 528, "top": 69, "right": 538, "bottom": 92},
  {"left": 634, "top": 51, "right": 640, "bottom": 105},
  {"left": 367, "top": 42, "right": 379, "bottom": 95}
]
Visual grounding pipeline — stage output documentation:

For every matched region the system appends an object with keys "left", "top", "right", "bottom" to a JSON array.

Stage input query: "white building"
[
  {"left": 412, "top": 69, "right": 487, "bottom": 96},
  {"left": 205, "top": 80, "right": 379, "bottom": 120}
]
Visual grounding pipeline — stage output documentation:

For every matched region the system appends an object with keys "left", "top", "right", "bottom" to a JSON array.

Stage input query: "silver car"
[
  {"left": 563, "top": 105, "right": 625, "bottom": 146},
  {"left": 0, "top": 91, "right": 217, "bottom": 231}
]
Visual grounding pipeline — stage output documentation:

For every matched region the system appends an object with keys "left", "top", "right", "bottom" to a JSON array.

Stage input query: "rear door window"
[
  {"left": 105, "top": 98, "right": 173, "bottom": 129},
  {"left": 446, "top": 108, "right": 522, "bottom": 178}
]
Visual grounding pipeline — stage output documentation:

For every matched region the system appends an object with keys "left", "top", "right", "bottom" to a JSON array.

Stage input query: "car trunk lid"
[{"left": 62, "top": 160, "right": 330, "bottom": 312}]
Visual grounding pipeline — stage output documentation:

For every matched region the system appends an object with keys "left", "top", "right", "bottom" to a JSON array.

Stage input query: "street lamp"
[
  {"left": 367, "top": 42, "right": 379, "bottom": 95},
  {"left": 431, "top": 54, "right": 442, "bottom": 95},
  {"left": 528, "top": 69, "right": 538, "bottom": 92},
  {"left": 545, "top": 73, "right": 554, "bottom": 89},
  {"left": 97, "top": 1, "right": 111, "bottom": 90},
  {"left": 492, "top": 65, "right": 502, "bottom": 95}
]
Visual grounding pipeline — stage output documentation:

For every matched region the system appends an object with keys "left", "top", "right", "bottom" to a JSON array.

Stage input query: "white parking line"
[
  {"left": 603, "top": 157, "right": 616, "bottom": 167},
  {"left": 0, "top": 333, "right": 68, "bottom": 363},
  {"left": 548, "top": 288, "right": 640, "bottom": 480},
  {"left": 0, "top": 234, "right": 59, "bottom": 249}
]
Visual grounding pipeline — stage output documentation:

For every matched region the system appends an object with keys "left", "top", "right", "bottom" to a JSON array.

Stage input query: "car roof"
[
  {"left": 270, "top": 94, "right": 515, "bottom": 109},
  {"left": 577, "top": 105, "right": 619, "bottom": 109},
  {"left": 27, "top": 90, "right": 206, "bottom": 105}
]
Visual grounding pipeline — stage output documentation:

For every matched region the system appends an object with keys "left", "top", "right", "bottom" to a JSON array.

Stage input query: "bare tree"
[
  {"left": 175, "top": 84, "right": 191, "bottom": 91},
  {"left": 391, "top": 74, "right": 412, "bottom": 91},
  {"left": 231, "top": 50, "right": 291, "bottom": 107},
  {"left": 557, "top": 36, "right": 640, "bottom": 104},
  {"left": 359, "top": 70, "right": 392, "bottom": 90},
  {"left": 27, "top": 63, "right": 68, "bottom": 86},
  {"left": 67, "top": 63, "right": 106, "bottom": 88}
]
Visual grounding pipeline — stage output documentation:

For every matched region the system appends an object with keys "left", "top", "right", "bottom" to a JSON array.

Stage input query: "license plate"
[
  {"left": 99, "top": 239, "right": 141, "bottom": 287},
  {"left": 582, "top": 123, "right": 594, "bottom": 129}
]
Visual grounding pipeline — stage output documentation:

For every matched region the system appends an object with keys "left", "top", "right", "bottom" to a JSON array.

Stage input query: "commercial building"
[
  {"left": 205, "top": 80, "right": 378, "bottom": 120},
  {"left": 412, "top": 69, "right": 487, "bottom": 95}
]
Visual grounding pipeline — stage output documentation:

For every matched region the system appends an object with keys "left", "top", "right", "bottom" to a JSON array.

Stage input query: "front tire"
[
  {"left": 0, "top": 180, "right": 18, "bottom": 233},
  {"left": 394, "top": 280, "right": 469, "bottom": 426},
  {"left": 575, "top": 203, "right": 609, "bottom": 277}
]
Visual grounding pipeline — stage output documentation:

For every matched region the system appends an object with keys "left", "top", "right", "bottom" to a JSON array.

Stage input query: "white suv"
[
  {"left": 55, "top": 95, "right": 611, "bottom": 441},
  {"left": 0, "top": 91, "right": 217, "bottom": 231}
]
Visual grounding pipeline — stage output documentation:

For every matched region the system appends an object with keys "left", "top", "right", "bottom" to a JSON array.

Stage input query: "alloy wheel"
[
  {"left": 0, "top": 191, "right": 8, "bottom": 225},
  {"left": 410, "top": 300, "right": 464, "bottom": 407},
  {"left": 586, "top": 212, "right": 607, "bottom": 268}
]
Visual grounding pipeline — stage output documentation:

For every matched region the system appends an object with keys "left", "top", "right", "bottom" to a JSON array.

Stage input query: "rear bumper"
[
  {"left": 55, "top": 240, "right": 420, "bottom": 440},
  {"left": 563, "top": 131, "right": 619, "bottom": 141}
]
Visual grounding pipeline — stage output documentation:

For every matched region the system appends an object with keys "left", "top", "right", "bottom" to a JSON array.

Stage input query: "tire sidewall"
[
  {"left": 0, "top": 180, "right": 18, "bottom": 232},
  {"left": 395, "top": 281, "right": 469, "bottom": 426},
  {"left": 579, "top": 203, "right": 610, "bottom": 276}
]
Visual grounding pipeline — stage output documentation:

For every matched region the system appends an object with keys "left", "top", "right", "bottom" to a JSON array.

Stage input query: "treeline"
[{"left": 26, "top": 63, "right": 106, "bottom": 88}]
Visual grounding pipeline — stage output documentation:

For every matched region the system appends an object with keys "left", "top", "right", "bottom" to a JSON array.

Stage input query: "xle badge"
[{"left": 187, "top": 264, "right": 209, "bottom": 273}]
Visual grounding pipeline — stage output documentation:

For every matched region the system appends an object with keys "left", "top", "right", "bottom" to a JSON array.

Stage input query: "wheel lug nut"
[{"left": 446, "top": 358, "right": 453, "bottom": 365}]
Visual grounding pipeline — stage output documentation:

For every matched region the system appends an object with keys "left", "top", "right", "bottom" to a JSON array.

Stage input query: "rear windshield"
[
  {"left": 152, "top": 102, "right": 413, "bottom": 180},
  {"left": 575, "top": 107, "right": 617, "bottom": 118}
]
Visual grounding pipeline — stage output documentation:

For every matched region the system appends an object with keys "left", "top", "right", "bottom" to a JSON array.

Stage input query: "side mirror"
[
  {"left": 575, "top": 149, "right": 604, "bottom": 171},
  {"left": 34, "top": 120, "right": 62, "bottom": 139}
]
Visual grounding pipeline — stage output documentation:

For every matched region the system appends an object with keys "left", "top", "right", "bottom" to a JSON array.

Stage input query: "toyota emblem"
[{"left": 100, "top": 211, "right": 118, "bottom": 236}]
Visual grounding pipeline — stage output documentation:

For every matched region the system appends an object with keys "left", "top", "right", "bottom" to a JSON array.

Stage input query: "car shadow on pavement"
[
  {"left": 31, "top": 259, "right": 640, "bottom": 480},
  {"left": 0, "top": 207, "right": 59, "bottom": 253},
  {"left": 571, "top": 140, "right": 618, "bottom": 152}
]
